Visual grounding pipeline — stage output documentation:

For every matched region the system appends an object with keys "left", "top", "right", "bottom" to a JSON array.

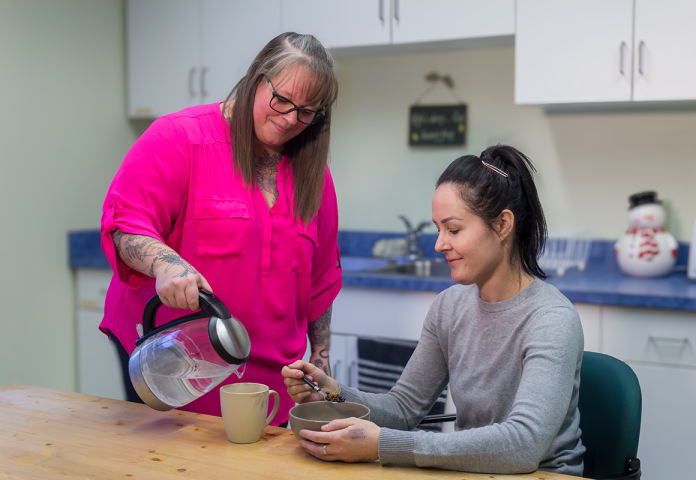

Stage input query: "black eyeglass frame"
[{"left": 264, "top": 75, "right": 326, "bottom": 125}]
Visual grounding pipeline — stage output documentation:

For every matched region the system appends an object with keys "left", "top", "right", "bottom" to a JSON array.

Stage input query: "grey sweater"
[{"left": 338, "top": 279, "right": 585, "bottom": 476}]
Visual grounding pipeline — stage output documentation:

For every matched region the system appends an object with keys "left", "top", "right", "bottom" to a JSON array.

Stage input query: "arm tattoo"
[
  {"left": 113, "top": 229, "right": 197, "bottom": 279},
  {"left": 309, "top": 305, "right": 332, "bottom": 375},
  {"left": 253, "top": 150, "right": 282, "bottom": 205}
]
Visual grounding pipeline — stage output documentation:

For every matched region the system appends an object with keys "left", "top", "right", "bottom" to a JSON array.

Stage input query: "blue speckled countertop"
[{"left": 70, "top": 230, "right": 696, "bottom": 311}]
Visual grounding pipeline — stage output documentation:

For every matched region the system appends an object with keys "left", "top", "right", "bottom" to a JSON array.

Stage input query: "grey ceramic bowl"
[{"left": 289, "top": 401, "right": 371, "bottom": 441}]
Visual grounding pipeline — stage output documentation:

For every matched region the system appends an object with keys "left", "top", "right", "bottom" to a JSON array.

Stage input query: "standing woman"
[
  {"left": 100, "top": 33, "right": 342, "bottom": 426},
  {"left": 284, "top": 145, "right": 585, "bottom": 475}
]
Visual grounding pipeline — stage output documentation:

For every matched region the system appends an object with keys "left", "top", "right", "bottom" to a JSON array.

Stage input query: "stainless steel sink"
[{"left": 368, "top": 259, "right": 452, "bottom": 278}]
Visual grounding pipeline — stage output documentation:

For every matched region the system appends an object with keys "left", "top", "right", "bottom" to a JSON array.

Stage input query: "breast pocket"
[
  {"left": 291, "top": 219, "right": 318, "bottom": 279},
  {"left": 195, "top": 199, "right": 249, "bottom": 259}
]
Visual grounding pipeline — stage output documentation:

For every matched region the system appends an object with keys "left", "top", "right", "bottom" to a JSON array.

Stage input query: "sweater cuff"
[{"left": 378, "top": 428, "right": 416, "bottom": 466}]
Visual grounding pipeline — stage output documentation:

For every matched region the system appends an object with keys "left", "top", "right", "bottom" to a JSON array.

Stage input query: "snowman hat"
[{"left": 628, "top": 191, "right": 660, "bottom": 209}]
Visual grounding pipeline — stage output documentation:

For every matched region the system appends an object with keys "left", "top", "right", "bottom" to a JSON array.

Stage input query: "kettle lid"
[{"left": 209, "top": 315, "right": 251, "bottom": 365}]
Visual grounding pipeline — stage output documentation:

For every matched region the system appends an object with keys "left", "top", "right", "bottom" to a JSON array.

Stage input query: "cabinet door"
[
  {"left": 515, "top": 0, "right": 634, "bottom": 104},
  {"left": 77, "top": 309, "right": 126, "bottom": 401},
  {"left": 391, "top": 0, "right": 514, "bottom": 45},
  {"left": 628, "top": 362, "right": 696, "bottom": 480},
  {"left": 633, "top": 0, "right": 696, "bottom": 101},
  {"left": 200, "top": 0, "right": 281, "bottom": 104},
  {"left": 573, "top": 303, "right": 601, "bottom": 353},
  {"left": 281, "top": 0, "right": 390, "bottom": 49},
  {"left": 127, "top": 0, "right": 200, "bottom": 118}
]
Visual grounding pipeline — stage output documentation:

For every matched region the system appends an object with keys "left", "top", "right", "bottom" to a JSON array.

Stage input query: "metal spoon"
[{"left": 286, "top": 364, "right": 327, "bottom": 399}]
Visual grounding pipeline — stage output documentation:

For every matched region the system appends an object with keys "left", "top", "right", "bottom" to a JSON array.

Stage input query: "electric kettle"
[{"left": 129, "top": 290, "right": 251, "bottom": 411}]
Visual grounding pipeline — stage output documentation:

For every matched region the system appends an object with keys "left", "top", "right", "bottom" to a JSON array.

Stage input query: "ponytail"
[{"left": 435, "top": 145, "right": 547, "bottom": 279}]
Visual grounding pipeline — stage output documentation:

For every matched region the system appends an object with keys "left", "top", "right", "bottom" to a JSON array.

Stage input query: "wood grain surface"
[{"left": 0, "top": 385, "right": 580, "bottom": 480}]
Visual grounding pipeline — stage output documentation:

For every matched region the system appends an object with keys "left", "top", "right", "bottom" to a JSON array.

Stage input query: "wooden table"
[{"left": 0, "top": 385, "right": 580, "bottom": 479}]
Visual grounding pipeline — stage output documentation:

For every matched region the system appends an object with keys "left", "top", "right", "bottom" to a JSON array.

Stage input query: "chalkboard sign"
[{"left": 409, "top": 104, "right": 467, "bottom": 146}]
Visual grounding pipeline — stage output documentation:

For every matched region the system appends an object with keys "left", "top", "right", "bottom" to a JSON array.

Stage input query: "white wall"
[
  {"left": 329, "top": 46, "right": 696, "bottom": 242},
  {"left": 0, "top": 1, "right": 137, "bottom": 391}
]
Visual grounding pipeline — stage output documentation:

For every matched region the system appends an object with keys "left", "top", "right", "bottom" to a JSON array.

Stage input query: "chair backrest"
[{"left": 578, "top": 352, "right": 642, "bottom": 479}]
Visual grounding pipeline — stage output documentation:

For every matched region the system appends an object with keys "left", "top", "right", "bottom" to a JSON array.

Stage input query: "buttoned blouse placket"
[{"left": 255, "top": 168, "right": 282, "bottom": 278}]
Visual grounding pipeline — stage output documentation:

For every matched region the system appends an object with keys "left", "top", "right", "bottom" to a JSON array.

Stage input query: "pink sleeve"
[
  {"left": 306, "top": 169, "right": 343, "bottom": 322},
  {"left": 100, "top": 116, "right": 190, "bottom": 288}
]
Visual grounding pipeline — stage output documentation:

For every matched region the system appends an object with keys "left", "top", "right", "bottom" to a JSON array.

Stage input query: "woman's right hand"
[
  {"left": 283, "top": 361, "right": 339, "bottom": 404},
  {"left": 154, "top": 259, "right": 212, "bottom": 311}
]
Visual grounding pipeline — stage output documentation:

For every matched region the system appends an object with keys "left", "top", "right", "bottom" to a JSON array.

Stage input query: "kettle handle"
[{"left": 141, "top": 289, "right": 232, "bottom": 338}]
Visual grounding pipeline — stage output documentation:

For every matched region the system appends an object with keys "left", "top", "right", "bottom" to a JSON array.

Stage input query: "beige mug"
[{"left": 220, "top": 383, "right": 279, "bottom": 444}]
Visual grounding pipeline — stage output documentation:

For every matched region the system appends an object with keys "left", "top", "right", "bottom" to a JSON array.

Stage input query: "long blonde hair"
[{"left": 226, "top": 32, "right": 339, "bottom": 224}]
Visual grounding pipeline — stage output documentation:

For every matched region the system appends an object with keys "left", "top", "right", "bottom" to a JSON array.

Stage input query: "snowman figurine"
[{"left": 615, "top": 191, "right": 677, "bottom": 277}]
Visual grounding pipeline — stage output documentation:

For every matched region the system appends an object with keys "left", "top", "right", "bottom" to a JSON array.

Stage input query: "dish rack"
[{"left": 539, "top": 228, "right": 592, "bottom": 276}]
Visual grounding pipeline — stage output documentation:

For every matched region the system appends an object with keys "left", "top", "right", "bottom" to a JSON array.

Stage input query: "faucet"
[{"left": 398, "top": 214, "right": 431, "bottom": 260}]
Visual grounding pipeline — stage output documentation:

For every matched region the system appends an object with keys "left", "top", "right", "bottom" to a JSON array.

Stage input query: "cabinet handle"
[
  {"left": 638, "top": 41, "right": 646, "bottom": 75},
  {"left": 200, "top": 67, "right": 208, "bottom": 99},
  {"left": 648, "top": 335, "right": 689, "bottom": 344},
  {"left": 378, "top": 0, "right": 384, "bottom": 22},
  {"left": 188, "top": 67, "right": 197, "bottom": 97},
  {"left": 619, "top": 41, "right": 627, "bottom": 75},
  {"left": 394, "top": 0, "right": 399, "bottom": 21}
]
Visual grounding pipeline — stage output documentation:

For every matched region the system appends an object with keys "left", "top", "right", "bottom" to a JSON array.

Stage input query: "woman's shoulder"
[
  {"left": 525, "top": 279, "right": 583, "bottom": 338},
  {"left": 153, "top": 103, "right": 227, "bottom": 144}
]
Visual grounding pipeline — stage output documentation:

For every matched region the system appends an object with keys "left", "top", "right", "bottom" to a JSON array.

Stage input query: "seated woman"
[{"left": 282, "top": 144, "right": 585, "bottom": 476}]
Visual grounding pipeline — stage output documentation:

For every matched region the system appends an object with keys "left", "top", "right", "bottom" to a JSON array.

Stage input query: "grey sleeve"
[
  {"left": 376, "top": 307, "right": 584, "bottom": 474},
  {"left": 337, "top": 296, "right": 450, "bottom": 431}
]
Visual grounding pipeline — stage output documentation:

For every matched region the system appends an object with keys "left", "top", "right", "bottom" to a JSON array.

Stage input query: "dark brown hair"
[
  {"left": 226, "top": 32, "right": 338, "bottom": 224},
  {"left": 436, "top": 145, "right": 548, "bottom": 279}
]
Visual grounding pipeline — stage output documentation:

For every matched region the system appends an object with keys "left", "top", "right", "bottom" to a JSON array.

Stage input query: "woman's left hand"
[{"left": 298, "top": 417, "right": 381, "bottom": 463}]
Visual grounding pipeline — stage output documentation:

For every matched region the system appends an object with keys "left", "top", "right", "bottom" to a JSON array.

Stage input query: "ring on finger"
[{"left": 323, "top": 445, "right": 328, "bottom": 456}]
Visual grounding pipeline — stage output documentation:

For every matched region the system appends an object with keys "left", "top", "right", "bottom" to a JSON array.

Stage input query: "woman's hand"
[
  {"left": 282, "top": 360, "right": 339, "bottom": 404},
  {"left": 299, "top": 417, "right": 381, "bottom": 463},
  {"left": 112, "top": 230, "right": 212, "bottom": 310},
  {"left": 153, "top": 256, "right": 212, "bottom": 310}
]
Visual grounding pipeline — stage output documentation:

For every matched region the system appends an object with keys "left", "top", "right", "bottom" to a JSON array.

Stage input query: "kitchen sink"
[{"left": 369, "top": 259, "right": 452, "bottom": 278}]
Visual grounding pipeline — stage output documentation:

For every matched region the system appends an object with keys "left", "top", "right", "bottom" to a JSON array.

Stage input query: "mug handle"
[{"left": 266, "top": 390, "right": 280, "bottom": 426}]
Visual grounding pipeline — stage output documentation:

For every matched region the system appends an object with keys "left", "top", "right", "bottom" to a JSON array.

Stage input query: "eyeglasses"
[{"left": 265, "top": 75, "right": 326, "bottom": 125}]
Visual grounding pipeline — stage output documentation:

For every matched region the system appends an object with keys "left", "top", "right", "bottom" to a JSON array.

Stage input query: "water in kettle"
[{"left": 140, "top": 332, "right": 245, "bottom": 407}]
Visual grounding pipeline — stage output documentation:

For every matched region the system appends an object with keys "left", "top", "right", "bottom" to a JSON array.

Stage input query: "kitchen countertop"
[
  {"left": 341, "top": 256, "right": 696, "bottom": 311},
  {"left": 0, "top": 384, "right": 580, "bottom": 480},
  {"left": 69, "top": 230, "right": 696, "bottom": 311}
]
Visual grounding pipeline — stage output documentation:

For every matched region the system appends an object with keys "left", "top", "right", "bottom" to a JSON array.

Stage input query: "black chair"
[{"left": 420, "top": 351, "right": 643, "bottom": 479}]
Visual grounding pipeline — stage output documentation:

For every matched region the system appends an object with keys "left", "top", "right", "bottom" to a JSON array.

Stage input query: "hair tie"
[{"left": 481, "top": 160, "right": 509, "bottom": 178}]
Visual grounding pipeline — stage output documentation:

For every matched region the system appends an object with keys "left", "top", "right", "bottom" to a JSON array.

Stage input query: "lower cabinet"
[
  {"left": 76, "top": 269, "right": 126, "bottom": 401},
  {"left": 627, "top": 363, "right": 696, "bottom": 480},
  {"left": 576, "top": 303, "right": 696, "bottom": 480}
]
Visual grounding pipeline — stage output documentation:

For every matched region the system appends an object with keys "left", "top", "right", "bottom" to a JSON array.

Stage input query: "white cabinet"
[
  {"left": 281, "top": 0, "right": 390, "bottom": 49},
  {"left": 515, "top": 0, "right": 696, "bottom": 105},
  {"left": 627, "top": 363, "right": 696, "bottom": 480},
  {"left": 391, "top": 0, "right": 514, "bottom": 45},
  {"left": 127, "top": 0, "right": 200, "bottom": 117},
  {"left": 574, "top": 303, "right": 601, "bottom": 353},
  {"left": 602, "top": 306, "right": 696, "bottom": 480},
  {"left": 515, "top": 0, "right": 634, "bottom": 104},
  {"left": 632, "top": 0, "right": 696, "bottom": 101},
  {"left": 127, "top": 0, "right": 281, "bottom": 119},
  {"left": 281, "top": 0, "right": 514, "bottom": 52},
  {"left": 76, "top": 269, "right": 125, "bottom": 401}
]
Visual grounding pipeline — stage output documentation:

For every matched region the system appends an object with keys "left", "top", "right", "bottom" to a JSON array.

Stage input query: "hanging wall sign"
[{"left": 409, "top": 104, "right": 467, "bottom": 146}]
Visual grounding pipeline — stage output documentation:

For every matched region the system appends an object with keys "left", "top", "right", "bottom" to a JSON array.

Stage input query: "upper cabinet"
[
  {"left": 281, "top": 0, "right": 390, "bottom": 49},
  {"left": 632, "top": 0, "right": 696, "bottom": 102},
  {"left": 515, "top": 0, "right": 696, "bottom": 105},
  {"left": 391, "top": 0, "right": 514, "bottom": 45},
  {"left": 127, "top": 0, "right": 281, "bottom": 119},
  {"left": 281, "top": 0, "right": 514, "bottom": 51}
]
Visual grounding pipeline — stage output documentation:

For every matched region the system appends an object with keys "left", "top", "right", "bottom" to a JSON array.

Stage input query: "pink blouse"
[{"left": 100, "top": 103, "right": 342, "bottom": 424}]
